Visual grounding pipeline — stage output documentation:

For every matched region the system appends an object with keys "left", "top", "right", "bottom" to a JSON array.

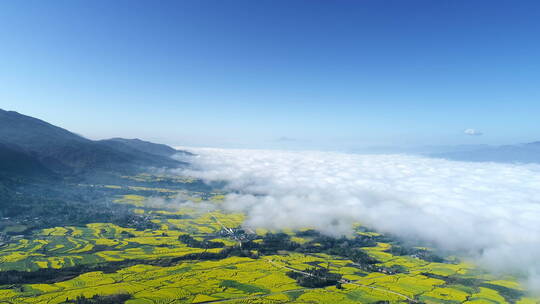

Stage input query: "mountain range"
[
  {"left": 353, "top": 142, "right": 540, "bottom": 164},
  {"left": 0, "top": 109, "right": 186, "bottom": 179},
  {"left": 431, "top": 141, "right": 540, "bottom": 164},
  {"left": 2, "top": 107, "right": 538, "bottom": 183}
]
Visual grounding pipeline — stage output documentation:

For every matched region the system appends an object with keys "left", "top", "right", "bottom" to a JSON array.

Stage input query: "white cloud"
[
  {"left": 143, "top": 194, "right": 216, "bottom": 213},
  {"left": 464, "top": 128, "right": 483, "bottom": 136},
  {"left": 174, "top": 148, "right": 540, "bottom": 291}
]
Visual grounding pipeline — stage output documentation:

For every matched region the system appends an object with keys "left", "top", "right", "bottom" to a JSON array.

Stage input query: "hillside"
[
  {"left": 101, "top": 138, "right": 192, "bottom": 157},
  {"left": 0, "top": 109, "right": 186, "bottom": 175},
  {"left": 0, "top": 142, "right": 54, "bottom": 181}
]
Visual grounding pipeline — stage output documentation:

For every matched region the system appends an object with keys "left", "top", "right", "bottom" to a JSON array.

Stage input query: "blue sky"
[{"left": 1, "top": 0, "right": 539, "bottom": 149}]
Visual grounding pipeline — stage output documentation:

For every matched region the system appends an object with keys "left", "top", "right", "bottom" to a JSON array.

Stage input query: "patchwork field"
[{"left": 0, "top": 175, "right": 538, "bottom": 304}]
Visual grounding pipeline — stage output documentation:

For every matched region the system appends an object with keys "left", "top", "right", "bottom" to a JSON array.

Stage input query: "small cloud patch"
[{"left": 464, "top": 128, "right": 483, "bottom": 136}]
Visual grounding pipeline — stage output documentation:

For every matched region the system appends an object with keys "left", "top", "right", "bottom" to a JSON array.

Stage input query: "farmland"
[{"left": 0, "top": 175, "right": 538, "bottom": 304}]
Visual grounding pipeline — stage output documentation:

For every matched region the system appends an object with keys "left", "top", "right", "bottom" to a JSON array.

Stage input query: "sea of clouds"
[{"left": 173, "top": 147, "right": 540, "bottom": 291}]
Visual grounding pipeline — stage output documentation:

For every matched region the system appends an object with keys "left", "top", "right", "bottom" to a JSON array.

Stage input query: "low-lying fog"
[{"left": 173, "top": 148, "right": 540, "bottom": 291}]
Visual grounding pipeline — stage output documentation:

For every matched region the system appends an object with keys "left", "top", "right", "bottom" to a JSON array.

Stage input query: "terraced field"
[{"left": 0, "top": 176, "right": 538, "bottom": 304}]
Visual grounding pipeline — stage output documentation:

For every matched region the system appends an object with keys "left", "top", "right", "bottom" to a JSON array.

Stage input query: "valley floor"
[{"left": 0, "top": 175, "right": 537, "bottom": 304}]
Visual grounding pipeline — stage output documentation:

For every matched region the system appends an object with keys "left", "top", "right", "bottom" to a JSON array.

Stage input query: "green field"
[{"left": 0, "top": 175, "right": 538, "bottom": 304}]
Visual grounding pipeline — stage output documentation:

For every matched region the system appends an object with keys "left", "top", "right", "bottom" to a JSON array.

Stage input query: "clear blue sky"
[{"left": 1, "top": 0, "right": 539, "bottom": 149}]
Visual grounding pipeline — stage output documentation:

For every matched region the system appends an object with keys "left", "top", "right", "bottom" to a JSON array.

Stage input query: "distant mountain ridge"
[
  {"left": 101, "top": 138, "right": 193, "bottom": 157},
  {"left": 0, "top": 109, "right": 187, "bottom": 177},
  {"left": 432, "top": 141, "right": 540, "bottom": 164}
]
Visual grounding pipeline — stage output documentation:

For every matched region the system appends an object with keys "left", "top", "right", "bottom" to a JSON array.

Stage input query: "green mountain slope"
[{"left": 0, "top": 109, "right": 185, "bottom": 175}]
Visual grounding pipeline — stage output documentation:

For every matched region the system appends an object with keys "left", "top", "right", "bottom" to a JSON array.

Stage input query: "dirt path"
[{"left": 208, "top": 212, "right": 243, "bottom": 247}]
